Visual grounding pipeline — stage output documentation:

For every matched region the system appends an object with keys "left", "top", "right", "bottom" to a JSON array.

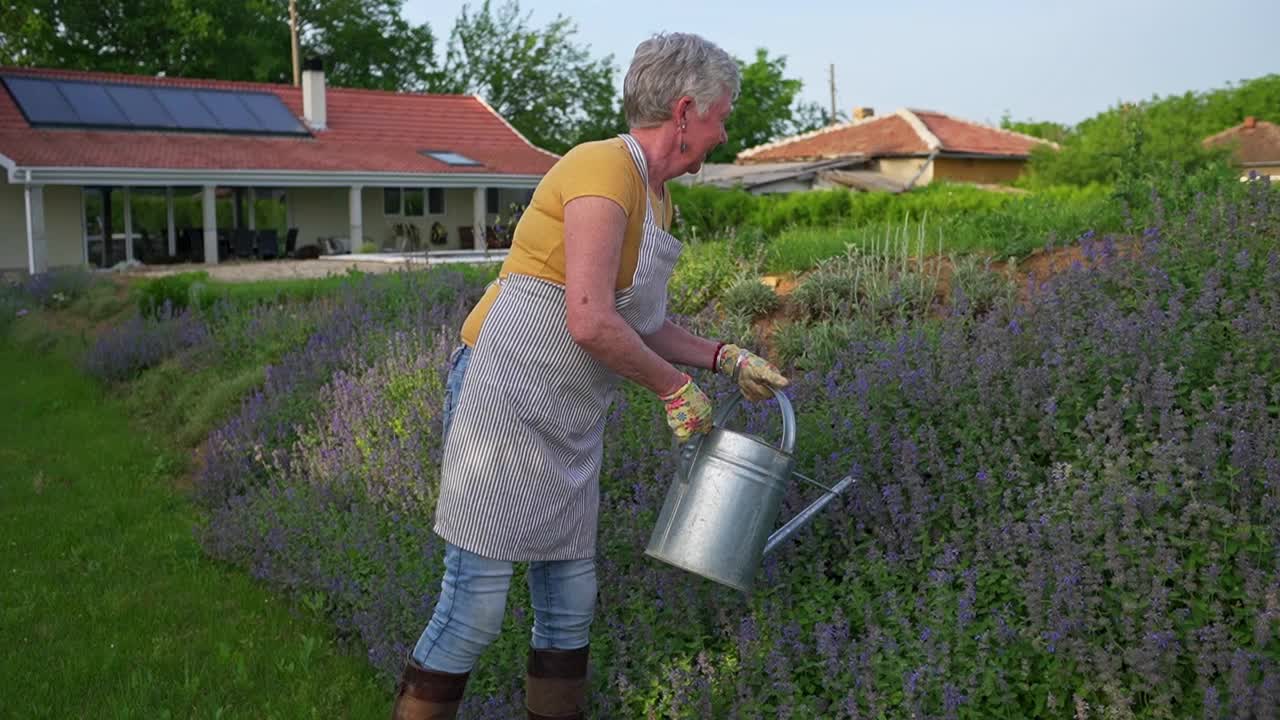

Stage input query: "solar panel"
[
  {"left": 2, "top": 75, "right": 79, "bottom": 125},
  {"left": 57, "top": 82, "right": 128, "bottom": 125},
  {"left": 0, "top": 74, "right": 309, "bottom": 136},
  {"left": 106, "top": 84, "right": 176, "bottom": 128},
  {"left": 152, "top": 87, "right": 220, "bottom": 130},
  {"left": 197, "top": 90, "right": 259, "bottom": 131},
  {"left": 239, "top": 93, "right": 307, "bottom": 134}
]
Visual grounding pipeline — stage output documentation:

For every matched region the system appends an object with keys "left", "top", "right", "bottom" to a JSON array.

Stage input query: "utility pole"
[
  {"left": 828, "top": 64, "right": 837, "bottom": 123},
  {"left": 289, "top": 0, "right": 301, "bottom": 87}
]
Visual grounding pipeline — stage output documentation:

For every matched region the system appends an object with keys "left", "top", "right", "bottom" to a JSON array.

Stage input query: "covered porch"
[{"left": 7, "top": 166, "right": 540, "bottom": 275}]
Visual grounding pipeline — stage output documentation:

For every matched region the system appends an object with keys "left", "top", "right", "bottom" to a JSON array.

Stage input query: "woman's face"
[{"left": 680, "top": 93, "right": 733, "bottom": 172}]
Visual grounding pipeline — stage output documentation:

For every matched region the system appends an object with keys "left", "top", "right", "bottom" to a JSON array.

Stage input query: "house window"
[
  {"left": 384, "top": 187, "right": 444, "bottom": 216},
  {"left": 404, "top": 188, "right": 425, "bottom": 216},
  {"left": 486, "top": 188, "right": 500, "bottom": 214}
]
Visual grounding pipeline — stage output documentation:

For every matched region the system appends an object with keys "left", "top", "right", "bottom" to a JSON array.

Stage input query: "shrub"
[
  {"left": 948, "top": 254, "right": 1017, "bottom": 317},
  {"left": 786, "top": 257, "right": 862, "bottom": 322},
  {"left": 719, "top": 276, "right": 779, "bottom": 320},
  {"left": 771, "top": 318, "right": 874, "bottom": 371},
  {"left": 668, "top": 240, "right": 738, "bottom": 315},
  {"left": 136, "top": 271, "right": 209, "bottom": 318},
  {"left": 21, "top": 267, "right": 95, "bottom": 308},
  {"left": 83, "top": 305, "right": 212, "bottom": 382}
]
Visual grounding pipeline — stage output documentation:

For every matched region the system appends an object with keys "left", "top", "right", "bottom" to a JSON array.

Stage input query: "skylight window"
[{"left": 422, "top": 150, "right": 482, "bottom": 166}]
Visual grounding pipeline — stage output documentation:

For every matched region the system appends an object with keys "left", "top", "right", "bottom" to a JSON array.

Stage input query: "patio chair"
[
  {"left": 284, "top": 227, "right": 298, "bottom": 257},
  {"left": 257, "top": 229, "right": 280, "bottom": 259},
  {"left": 217, "top": 229, "right": 232, "bottom": 261},
  {"left": 176, "top": 228, "right": 193, "bottom": 261},
  {"left": 233, "top": 228, "right": 255, "bottom": 259}
]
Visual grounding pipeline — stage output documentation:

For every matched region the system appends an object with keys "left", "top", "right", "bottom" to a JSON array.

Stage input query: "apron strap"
[{"left": 617, "top": 133, "right": 659, "bottom": 226}]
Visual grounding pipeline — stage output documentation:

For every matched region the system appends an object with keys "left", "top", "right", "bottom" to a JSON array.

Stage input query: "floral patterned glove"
[
  {"left": 661, "top": 374, "right": 714, "bottom": 443},
  {"left": 715, "top": 343, "right": 790, "bottom": 402}
]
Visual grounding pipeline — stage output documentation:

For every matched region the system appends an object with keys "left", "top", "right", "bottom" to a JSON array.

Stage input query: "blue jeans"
[{"left": 414, "top": 345, "right": 598, "bottom": 673}]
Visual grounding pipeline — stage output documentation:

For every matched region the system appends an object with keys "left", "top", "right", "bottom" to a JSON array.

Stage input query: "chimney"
[
  {"left": 1244, "top": 116, "right": 1257, "bottom": 129},
  {"left": 853, "top": 106, "right": 875, "bottom": 121},
  {"left": 302, "top": 57, "right": 326, "bottom": 131}
]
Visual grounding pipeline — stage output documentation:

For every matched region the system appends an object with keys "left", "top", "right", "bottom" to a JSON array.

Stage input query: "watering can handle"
[
  {"left": 678, "top": 387, "right": 794, "bottom": 482},
  {"left": 710, "top": 388, "right": 795, "bottom": 453}
]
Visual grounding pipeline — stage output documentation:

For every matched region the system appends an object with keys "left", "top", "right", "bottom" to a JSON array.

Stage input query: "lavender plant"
[{"left": 190, "top": 181, "right": 1279, "bottom": 717}]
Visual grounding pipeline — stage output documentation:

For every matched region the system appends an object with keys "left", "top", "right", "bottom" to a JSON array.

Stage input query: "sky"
[{"left": 402, "top": 0, "right": 1277, "bottom": 128}]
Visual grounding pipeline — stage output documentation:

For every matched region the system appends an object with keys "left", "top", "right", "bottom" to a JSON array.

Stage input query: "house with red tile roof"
[
  {"left": 1202, "top": 116, "right": 1280, "bottom": 181},
  {"left": 0, "top": 61, "right": 558, "bottom": 274},
  {"left": 735, "top": 108, "right": 1056, "bottom": 190}
]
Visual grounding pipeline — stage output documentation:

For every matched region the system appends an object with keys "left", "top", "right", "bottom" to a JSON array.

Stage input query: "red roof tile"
[
  {"left": 1203, "top": 118, "right": 1280, "bottom": 165},
  {"left": 912, "top": 111, "right": 1044, "bottom": 156},
  {"left": 738, "top": 109, "right": 1051, "bottom": 163},
  {"left": 0, "top": 66, "right": 558, "bottom": 176}
]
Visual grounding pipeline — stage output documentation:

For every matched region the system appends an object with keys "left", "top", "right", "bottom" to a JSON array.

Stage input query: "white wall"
[
  {"left": 0, "top": 176, "right": 83, "bottom": 272},
  {"left": 0, "top": 174, "right": 26, "bottom": 271},
  {"left": 288, "top": 187, "right": 353, "bottom": 250},
  {"left": 45, "top": 187, "right": 84, "bottom": 267}
]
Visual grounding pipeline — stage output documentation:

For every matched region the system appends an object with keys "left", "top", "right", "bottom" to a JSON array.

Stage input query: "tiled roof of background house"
[
  {"left": 737, "top": 108, "right": 1054, "bottom": 163},
  {"left": 1203, "top": 117, "right": 1280, "bottom": 165},
  {"left": 0, "top": 66, "right": 558, "bottom": 176}
]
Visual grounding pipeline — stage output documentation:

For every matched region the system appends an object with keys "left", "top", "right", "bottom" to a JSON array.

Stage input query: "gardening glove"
[
  {"left": 716, "top": 343, "right": 790, "bottom": 402},
  {"left": 661, "top": 374, "right": 714, "bottom": 443}
]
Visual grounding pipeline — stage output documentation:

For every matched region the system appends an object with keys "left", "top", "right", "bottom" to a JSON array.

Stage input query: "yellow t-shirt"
[{"left": 460, "top": 137, "right": 675, "bottom": 346}]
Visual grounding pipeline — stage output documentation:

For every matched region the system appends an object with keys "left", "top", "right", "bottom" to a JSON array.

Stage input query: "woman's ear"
[{"left": 673, "top": 95, "right": 694, "bottom": 126}]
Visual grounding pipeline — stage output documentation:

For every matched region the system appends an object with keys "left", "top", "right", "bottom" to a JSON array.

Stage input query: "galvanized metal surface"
[{"left": 645, "top": 390, "right": 853, "bottom": 593}]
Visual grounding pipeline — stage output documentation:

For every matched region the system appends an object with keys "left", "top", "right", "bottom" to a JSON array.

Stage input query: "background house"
[
  {"left": 0, "top": 61, "right": 558, "bottom": 275},
  {"left": 1202, "top": 116, "right": 1280, "bottom": 180},
  {"left": 677, "top": 156, "right": 910, "bottom": 194},
  {"left": 719, "top": 108, "right": 1055, "bottom": 193}
]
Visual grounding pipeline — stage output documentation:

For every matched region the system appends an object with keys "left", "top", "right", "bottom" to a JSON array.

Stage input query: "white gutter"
[
  {"left": 15, "top": 166, "right": 546, "bottom": 188},
  {"left": 0, "top": 152, "right": 16, "bottom": 182}
]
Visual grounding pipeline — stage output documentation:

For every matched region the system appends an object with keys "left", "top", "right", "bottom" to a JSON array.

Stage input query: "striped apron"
[{"left": 433, "top": 134, "right": 683, "bottom": 561}]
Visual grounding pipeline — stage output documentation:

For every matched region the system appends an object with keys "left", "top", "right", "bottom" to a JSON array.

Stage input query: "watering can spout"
[{"left": 762, "top": 474, "right": 857, "bottom": 557}]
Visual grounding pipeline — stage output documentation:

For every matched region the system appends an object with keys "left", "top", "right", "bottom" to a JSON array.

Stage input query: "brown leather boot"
[
  {"left": 525, "top": 645, "right": 589, "bottom": 719},
  {"left": 390, "top": 660, "right": 470, "bottom": 720}
]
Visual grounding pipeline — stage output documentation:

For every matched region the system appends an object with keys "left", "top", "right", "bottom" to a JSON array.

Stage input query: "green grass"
[{"left": 0, "top": 341, "right": 390, "bottom": 719}]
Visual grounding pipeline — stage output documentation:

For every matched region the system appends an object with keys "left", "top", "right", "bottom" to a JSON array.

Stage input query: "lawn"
[{"left": 0, "top": 342, "right": 390, "bottom": 719}]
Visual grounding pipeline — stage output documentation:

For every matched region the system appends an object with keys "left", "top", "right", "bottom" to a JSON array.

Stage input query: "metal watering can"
[{"left": 644, "top": 389, "right": 856, "bottom": 592}]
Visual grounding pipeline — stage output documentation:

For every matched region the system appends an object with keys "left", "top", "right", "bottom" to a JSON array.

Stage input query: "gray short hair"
[{"left": 623, "top": 33, "right": 740, "bottom": 128}]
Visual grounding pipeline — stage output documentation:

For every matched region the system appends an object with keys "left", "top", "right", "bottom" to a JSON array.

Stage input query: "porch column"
[
  {"left": 123, "top": 187, "right": 134, "bottom": 261},
  {"left": 247, "top": 187, "right": 257, "bottom": 230},
  {"left": 165, "top": 187, "right": 176, "bottom": 256},
  {"left": 202, "top": 185, "right": 218, "bottom": 264},
  {"left": 24, "top": 184, "right": 48, "bottom": 275},
  {"left": 348, "top": 185, "right": 363, "bottom": 253},
  {"left": 473, "top": 186, "right": 487, "bottom": 253}
]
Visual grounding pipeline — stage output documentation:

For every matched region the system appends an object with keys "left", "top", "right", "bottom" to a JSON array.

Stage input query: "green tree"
[
  {"left": 709, "top": 48, "right": 805, "bottom": 163},
  {"left": 0, "top": 0, "right": 436, "bottom": 91},
  {"left": 433, "top": 0, "right": 623, "bottom": 154},
  {"left": 1023, "top": 74, "right": 1280, "bottom": 186},
  {"left": 789, "top": 101, "right": 842, "bottom": 136},
  {"left": 999, "top": 113, "right": 1073, "bottom": 144}
]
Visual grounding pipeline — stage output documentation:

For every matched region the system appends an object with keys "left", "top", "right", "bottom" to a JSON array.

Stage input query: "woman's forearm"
[
  {"left": 570, "top": 311, "right": 686, "bottom": 396},
  {"left": 641, "top": 320, "right": 719, "bottom": 370}
]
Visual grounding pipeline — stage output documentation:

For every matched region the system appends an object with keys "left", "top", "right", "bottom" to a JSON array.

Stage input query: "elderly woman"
[{"left": 391, "top": 32, "right": 789, "bottom": 720}]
